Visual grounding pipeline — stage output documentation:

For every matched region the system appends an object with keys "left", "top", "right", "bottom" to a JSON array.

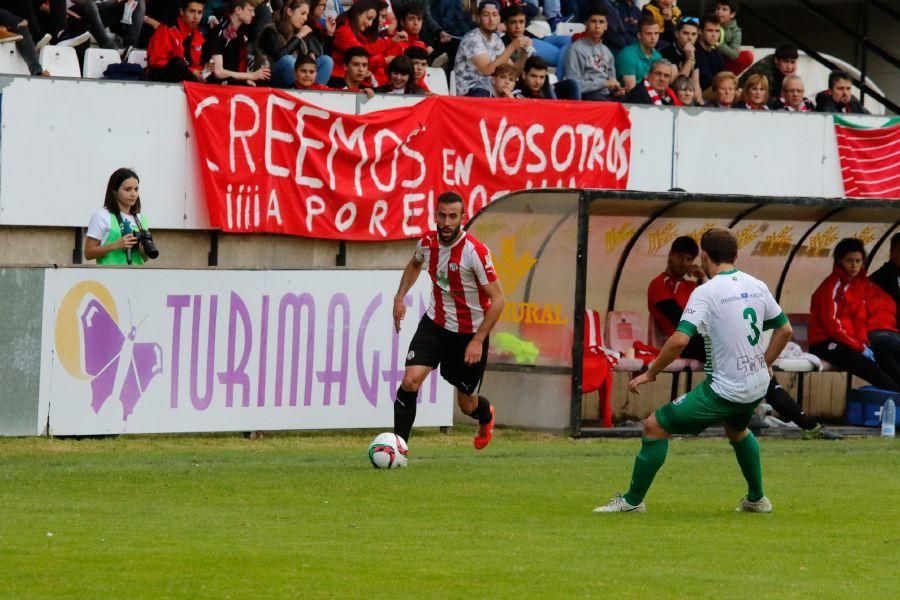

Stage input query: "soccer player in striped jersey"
[
  {"left": 595, "top": 228, "right": 793, "bottom": 513},
  {"left": 392, "top": 192, "right": 506, "bottom": 449}
]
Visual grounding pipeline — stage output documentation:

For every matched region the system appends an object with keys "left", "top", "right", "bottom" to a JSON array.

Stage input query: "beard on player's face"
[{"left": 438, "top": 223, "right": 461, "bottom": 243}]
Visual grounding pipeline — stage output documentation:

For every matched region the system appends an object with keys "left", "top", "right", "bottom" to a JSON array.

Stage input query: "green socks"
[
  {"left": 623, "top": 437, "right": 669, "bottom": 506},
  {"left": 731, "top": 432, "right": 764, "bottom": 502}
]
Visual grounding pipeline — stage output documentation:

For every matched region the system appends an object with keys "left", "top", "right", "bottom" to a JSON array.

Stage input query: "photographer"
[{"left": 84, "top": 168, "right": 158, "bottom": 266}]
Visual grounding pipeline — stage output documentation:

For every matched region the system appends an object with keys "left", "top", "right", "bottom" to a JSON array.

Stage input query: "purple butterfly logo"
[{"left": 80, "top": 298, "right": 163, "bottom": 420}]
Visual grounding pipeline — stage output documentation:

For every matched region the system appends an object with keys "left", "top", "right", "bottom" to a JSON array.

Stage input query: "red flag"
[
  {"left": 834, "top": 115, "right": 900, "bottom": 199},
  {"left": 184, "top": 83, "right": 632, "bottom": 240}
]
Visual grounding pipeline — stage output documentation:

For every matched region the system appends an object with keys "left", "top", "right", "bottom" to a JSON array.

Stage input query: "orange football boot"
[{"left": 474, "top": 405, "right": 495, "bottom": 450}]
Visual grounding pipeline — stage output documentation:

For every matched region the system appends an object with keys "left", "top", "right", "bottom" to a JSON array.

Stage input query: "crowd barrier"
[{"left": 0, "top": 75, "right": 894, "bottom": 234}]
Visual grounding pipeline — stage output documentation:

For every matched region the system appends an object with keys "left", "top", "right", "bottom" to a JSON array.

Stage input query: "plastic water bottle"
[{"left": 882, "top": 398, "right": 896, "bottom": 438}]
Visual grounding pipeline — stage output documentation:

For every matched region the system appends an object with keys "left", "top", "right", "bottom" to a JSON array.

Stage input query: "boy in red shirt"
[
  {"left": 404, "top": 45, "right": 431, "bottom": 93},
  {"left": 147, "top": 0, "right": 206, "bottom": 83},
  {"left": 293, "top": 54, "right": 334, "bottom": 91},
  {"left": 647, "top": 236, "right": 706, "bottom": 358},
  {"left": 340, "top": 46, "right": 376, "bottom": 97},
  {"left": 393, "top": 2, "right": 430, "bottom": 56}
]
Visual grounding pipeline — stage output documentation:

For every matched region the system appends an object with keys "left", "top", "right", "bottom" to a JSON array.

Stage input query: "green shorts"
[{"left": 655, "top": 381, "right": 762, "bottom": 436}]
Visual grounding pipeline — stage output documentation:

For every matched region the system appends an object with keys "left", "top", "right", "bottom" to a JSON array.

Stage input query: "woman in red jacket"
[
  {"left": 809, "top": 238, "right": 899, "bottom": 391},
  {"left": 329, "top": 0, "right": 404, "bottom": 87}
]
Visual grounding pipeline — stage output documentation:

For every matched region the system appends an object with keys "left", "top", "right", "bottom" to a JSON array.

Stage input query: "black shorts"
[{"left": 406, "top": 316, "right": 489, "bottom": 395}]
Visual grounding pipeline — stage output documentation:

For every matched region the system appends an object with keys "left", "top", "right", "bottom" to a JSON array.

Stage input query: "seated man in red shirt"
[
  {"left": 340, "top": 46, "right": 376, "bottom": 97},
  {"left": 293, "top": 54, "right": 334, "bottom": 91},
  {"left": 648, "top": 235, "right": 707, "bottom": 360},
  {"left": 649, "top": 236, "right": 840, "bottom": 438},
  {"left": 147, "top": 0, "right": 206, "bottom": 83}
]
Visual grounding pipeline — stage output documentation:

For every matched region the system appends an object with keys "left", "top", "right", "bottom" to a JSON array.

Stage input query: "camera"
[{"left": 134, "top": 230, "right": 159, "bottom": 259}]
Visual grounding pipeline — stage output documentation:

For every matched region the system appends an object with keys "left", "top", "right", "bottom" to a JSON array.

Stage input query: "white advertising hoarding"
[{"left": 39, "top": 268, "right": 453, "bottom": 435}]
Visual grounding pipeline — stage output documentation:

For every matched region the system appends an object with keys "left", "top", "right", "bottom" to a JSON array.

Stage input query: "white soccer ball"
[{"left": 368, "top": 433, "right": 408, "bottom": 469}]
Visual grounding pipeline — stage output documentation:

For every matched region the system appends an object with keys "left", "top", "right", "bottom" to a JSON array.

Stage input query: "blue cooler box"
[{"left": 845, "top": 386, "right": 900, "bottom": 427}]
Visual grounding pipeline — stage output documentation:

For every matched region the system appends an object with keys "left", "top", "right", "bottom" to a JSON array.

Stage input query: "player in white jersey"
[
  {"left": 595, "top": 228, "right": 793, "bottom": 514},
  {"left": 392, "top": 192, "right": 506, "bottom": 449}
]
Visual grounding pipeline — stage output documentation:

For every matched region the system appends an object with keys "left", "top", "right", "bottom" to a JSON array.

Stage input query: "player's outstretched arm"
[
  {"left": 629, "top": 331, "right": 691, "bottom": 393},
  {"left": 464, "top": 281, "right": 505, "bottom": 366},
  {"left": 393, "top": 254, "right": 424, "bottom": 332}
]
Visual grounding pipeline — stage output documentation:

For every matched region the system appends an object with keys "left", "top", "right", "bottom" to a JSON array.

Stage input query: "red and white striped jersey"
[{"left": 415, "top": 231, "right": 498, "bottom": 334}]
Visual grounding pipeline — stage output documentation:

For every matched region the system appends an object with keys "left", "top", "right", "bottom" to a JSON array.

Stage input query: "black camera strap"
[{"left": 113, "top": 211, "right": 143, "bottom": 236}]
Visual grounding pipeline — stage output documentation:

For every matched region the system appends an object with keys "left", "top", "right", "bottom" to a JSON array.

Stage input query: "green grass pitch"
[{"left": 1, "top": 429, "right": 898, "bottom": 598}]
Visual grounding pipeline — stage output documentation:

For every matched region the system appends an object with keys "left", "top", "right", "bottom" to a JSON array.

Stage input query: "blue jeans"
[
  {"left": 532, "top": 35, "right": 571, "bottom": 68},
  {"left": 271, "top": 55, "right": 334, "bottom": 88}
]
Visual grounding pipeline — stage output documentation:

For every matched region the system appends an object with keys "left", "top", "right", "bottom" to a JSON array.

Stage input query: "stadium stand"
[{"left": 0, "top": 0, "right": 897, "bottom": 436}]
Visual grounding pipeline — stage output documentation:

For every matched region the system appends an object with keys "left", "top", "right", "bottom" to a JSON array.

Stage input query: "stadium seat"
[
  {"left": 548, "top": 72, "right": 558, "bottom": 86},
  {"left": 0, "top": 44, "right": 30, "bottom": 76},
  {"left": 424, "top": 67, "right": 449, "bottom": 96},
  {"left": 83, "top": 47, "right": 122, "bottom": 79},
  {"left": 555, "top": 23, "right": 585, "bottom": 37},
  {"left": 126, "top": 49, "right": 148, "bottom": 70},
  {"left": 39, "top": 45, "right": 81, "bottom": 78},
  {"left": 449, "top": 70, "right": 456, "bottom": 96}
]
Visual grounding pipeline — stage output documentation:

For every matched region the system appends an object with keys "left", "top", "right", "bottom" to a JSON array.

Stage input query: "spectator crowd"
[{"left": 0, "top": 0, "right": 872, "bottom": 112}]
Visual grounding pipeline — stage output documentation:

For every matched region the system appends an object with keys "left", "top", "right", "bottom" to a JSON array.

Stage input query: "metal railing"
[{"left": 740, "top": 0, "right": 899, "bottom": 113}]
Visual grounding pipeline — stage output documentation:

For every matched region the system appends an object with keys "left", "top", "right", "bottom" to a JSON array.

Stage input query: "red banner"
[
  {"left": 184, "top": 83, "right": 631, "bottom": 240},
  {"left": 834, "top": 116, "right": 900, "bottom": 199}
]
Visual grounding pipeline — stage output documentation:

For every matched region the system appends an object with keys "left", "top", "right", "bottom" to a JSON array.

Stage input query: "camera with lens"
[{"left": 134, "top": 229, "right": 159, "bottom": 259}]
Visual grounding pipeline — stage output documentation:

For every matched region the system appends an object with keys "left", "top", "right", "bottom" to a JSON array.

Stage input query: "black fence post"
[{"left": 570, "top": 192, "right": 590, "bottom": 437}]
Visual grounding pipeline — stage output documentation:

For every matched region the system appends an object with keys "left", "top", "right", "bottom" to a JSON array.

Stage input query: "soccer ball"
[{"left": 368, "top": 433, "right": 408, "bottom": 469}]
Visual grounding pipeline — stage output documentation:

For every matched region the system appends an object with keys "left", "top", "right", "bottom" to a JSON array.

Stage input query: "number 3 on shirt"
[{"left": 743, "top": 307, "right": 760, "bottom": 346}]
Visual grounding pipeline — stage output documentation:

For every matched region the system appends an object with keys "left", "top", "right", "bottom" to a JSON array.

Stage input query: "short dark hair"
[
  {"left": 699, "top": 14, "right": 720, "bottom": 29},
  {"left": 437, "top": 191, "right": 464, "bottom": 207},
  {"left": 104, "top": 167, "right": 141, "bottom": 217},
  {"left": 638, "top": 14, "right": 658, "bottom": 31},
  {"left": 833, "top": 238, "right": 866, "bottom": 262},
  {"left": 230, "top": 0, "right": 254, "bottom": 11},
  {"left": 523, "top": 55, "right": 548, "bottom": 73},
  {"left": 671, "top": 235, "right": 699, "bottom": 258},
  {"left": 180, "top": 0, "right": 205, "bottom": 10},
  {"left": 775, "top": 43, "right": 799, "bottom": 60},
  {"left": 294, "top": 53, "right": 317, "bottom": 70},
  {"left": 404, "top": 45, "right": 428, "bottom": 62},
  {"left": 344, "top": 46, "right": 369, "bottom": 65},
  {"left": 398, "top": 1, "right": 424, "bottom": 20},
  {"left": 715, "top": 0, "right": 739, "bottom": 13},
  {"left": 501, "top": 4, "right": 525, "bottom": 21},
  {"left": 387, "top": 54, "right": 413, "bottom": 76},
  {"left": 828, "top": 70, "right": 852, "bottom": 89},
  {"left": 583, "top": 3, "right": 608, "bottom": 22},
  {"left": 700, "top": 228, "right": 738, "bottom": 264}
]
